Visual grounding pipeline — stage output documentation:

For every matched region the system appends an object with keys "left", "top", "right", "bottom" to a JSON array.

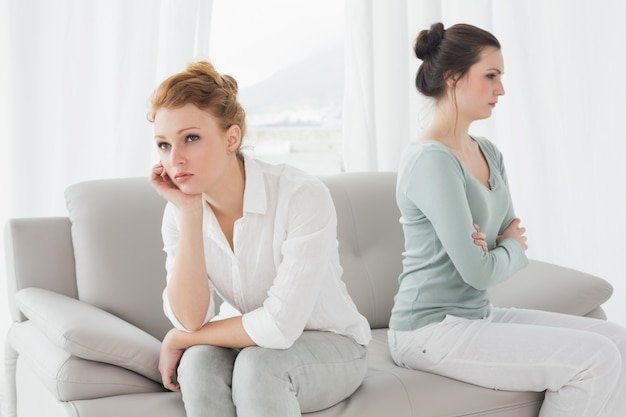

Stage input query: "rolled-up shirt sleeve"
[{"left": 241, "top": 181, "right": 337, "bottom": 349}]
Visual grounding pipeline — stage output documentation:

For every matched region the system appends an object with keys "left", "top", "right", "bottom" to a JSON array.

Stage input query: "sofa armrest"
[
  {"left": 15, "top": 288, "right": 162, "bottom": 382},
  {"left": 488, "top": 259, "right": 613, "bottom": 317},
  {"left": 4, "top": 217, "right": 78, "bottom": 322}
]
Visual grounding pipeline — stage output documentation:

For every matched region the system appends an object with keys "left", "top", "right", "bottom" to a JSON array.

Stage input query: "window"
[{"left": 209, "top": 0, "right": 345, "bottom": 173}]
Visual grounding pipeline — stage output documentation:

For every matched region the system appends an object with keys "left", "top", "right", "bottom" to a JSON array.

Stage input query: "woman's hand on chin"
[{"left": 150, "top": 163, "right": 202, "bottom": 208}]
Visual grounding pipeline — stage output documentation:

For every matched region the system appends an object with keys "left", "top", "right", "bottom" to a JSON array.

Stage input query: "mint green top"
[{"left": 389, "top": 137, "right": 528, "bottom": 331}]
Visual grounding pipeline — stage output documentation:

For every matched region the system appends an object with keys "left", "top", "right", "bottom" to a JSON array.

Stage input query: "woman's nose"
[
  {"left": 497, "top": 80, "right": 505, "bottom": 96},
  {"left": 170, "top": 146, "right": 186, "bottom": 165}
]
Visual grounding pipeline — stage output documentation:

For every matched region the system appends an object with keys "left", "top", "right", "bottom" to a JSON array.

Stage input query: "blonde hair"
[{"left": 148, "top": 61, "right": 247, "bottom": 144}]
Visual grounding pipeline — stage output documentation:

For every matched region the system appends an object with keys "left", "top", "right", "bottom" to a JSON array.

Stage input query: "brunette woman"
[{"left": 389, "top": 22, "right": 626, "bottom": 416}]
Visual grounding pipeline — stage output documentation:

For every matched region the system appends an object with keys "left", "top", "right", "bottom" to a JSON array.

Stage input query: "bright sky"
[{"left": 209, "top": 0, "right": 345, "bottom": 87}]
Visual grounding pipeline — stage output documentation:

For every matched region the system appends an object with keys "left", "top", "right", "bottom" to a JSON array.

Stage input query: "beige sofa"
[{"left": 3, "top": 172, "right": 614, "bottom": 417}]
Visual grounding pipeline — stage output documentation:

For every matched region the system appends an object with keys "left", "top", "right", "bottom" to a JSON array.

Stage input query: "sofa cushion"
[
  {"left": 9, "top": 320, "right": 164, "bottom": 401},
  {"left": 311, "top": 329, "right": 543, "bottom": 416},
  {"left": 69, "top": 392, "right": 186, "bottom": 417},
  {"left": 15, "top": 288, "right": 162, "bottom": 382},
  {"left": 489, "top": 260, "right": 613, "bottom": 317}
]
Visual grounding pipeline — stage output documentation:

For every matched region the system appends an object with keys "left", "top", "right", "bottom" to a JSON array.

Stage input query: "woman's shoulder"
[
  {"left": 248, "top": 154, "right": 322, "bottom": 187},
  {"left": 245, "top": 154, "right": 330, "bottom": 202},
  {"left": 400, "top": 140, "right": 461, "bottom": 171}
]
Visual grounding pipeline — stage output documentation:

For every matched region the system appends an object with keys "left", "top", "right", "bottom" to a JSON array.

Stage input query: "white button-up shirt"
[{"left": 161, "top": 154, "right": 371, "bottom": 349}]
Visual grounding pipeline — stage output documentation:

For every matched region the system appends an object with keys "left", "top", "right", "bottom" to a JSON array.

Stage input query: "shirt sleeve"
[
  {"left": 403, "top": 148, "right": 528, "bottom": 291},
  {"left": 241, "top": 180, "right": 338, "bottom": 349},
  {"left": 160, "top": 203, "right": 216, "bottom": 332}
]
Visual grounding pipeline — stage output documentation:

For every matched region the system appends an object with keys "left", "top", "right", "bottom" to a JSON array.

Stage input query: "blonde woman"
[{"left": 148, "top": 61, "right": 370, "bottom": 417}]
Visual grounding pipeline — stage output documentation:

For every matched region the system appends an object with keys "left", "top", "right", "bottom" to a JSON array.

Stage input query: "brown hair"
[
  {"left": 414, "top": 23, "right": 501, "bottom": 100},
  {"left": 148, "top": 60, "right": 247, "bottom": 145}
]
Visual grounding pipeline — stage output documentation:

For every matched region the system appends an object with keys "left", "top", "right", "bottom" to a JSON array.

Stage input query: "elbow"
[
  {"left": 174, "top": 314, "right": 207, "bottom": 332},
  {"left": 164, "top": 291, "right": 213, "bottom": 332},
  {"left": 242, "top": 307, "right": 306, "bottom": 349},
  {"left": 255, "top": 328, "right": 299, "bottom": 349},
  {"left": 266, "top": 322, "right": 305, "bottom": 349},
  {"left": 468, "top": 280, "right": 490, "bottom": 291},
  {"left": 246, "top": 321, "right": 300, "bottom": 350},
  {"left": 267, "top": 337, "right": 296, "bottom": 350},
  {"left": 462, "top": 272, "right": 491, "bottom": 291},
  {"left": 166, "top": 305, "right": 209, "bottom": 332},
  {"left": 180, "top": 322, "right": 203, "bottom": 333}
]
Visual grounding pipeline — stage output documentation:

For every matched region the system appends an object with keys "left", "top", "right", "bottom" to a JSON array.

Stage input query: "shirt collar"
[{"left": 242, "top": 153, "right": 267, "bottom": 215}]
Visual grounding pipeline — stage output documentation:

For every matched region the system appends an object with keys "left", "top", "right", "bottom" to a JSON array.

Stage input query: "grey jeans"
[{"left": 177, "top": 330, "right": 368, "bottom": 417}]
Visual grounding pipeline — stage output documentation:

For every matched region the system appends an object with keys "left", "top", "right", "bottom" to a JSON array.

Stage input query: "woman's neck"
[
  {"left": 203, "top": 155, "right": 246, "bottom": 220},
  {"left": 419, "top": 101, "right": 473, "bottom": 151}
]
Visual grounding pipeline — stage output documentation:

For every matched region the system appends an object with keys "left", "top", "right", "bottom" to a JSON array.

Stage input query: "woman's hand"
[
  {"left": 158, "top": 328, "right": 185, "bottom": 392},
  {"left": 472, "top": 224, "right": 488, "bottom": 253},
  {"left": 496, "top": 217, "right": 528, "bottom": 250},
  {"left": 150, "top": 163, "right": 201, "bottom": 208}
]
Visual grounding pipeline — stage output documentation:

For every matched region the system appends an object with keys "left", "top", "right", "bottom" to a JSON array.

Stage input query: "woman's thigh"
[
  {"left": 389, "top": 309, "right": 620, "bottom": 393},
  {"left": 233, "top": 331, "right": 368, "bottom": 414},
  {"left": 491, "top": 307, "right": 626, "bottom": 341}
]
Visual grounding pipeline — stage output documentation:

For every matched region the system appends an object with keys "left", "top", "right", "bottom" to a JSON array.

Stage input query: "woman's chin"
[{"left": 175, "top": 183, "right": 201, "bottom": 196}]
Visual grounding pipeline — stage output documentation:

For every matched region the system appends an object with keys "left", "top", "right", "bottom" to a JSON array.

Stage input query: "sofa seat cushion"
[
  {"left": 8, "top": 321, "right": 165, "bottom": 401},
  {"left": 69, "top": 392, "right": 186, "bottom": 417},
  {"left": 311, "top": 329, "right": 543, "bottom": 416}
]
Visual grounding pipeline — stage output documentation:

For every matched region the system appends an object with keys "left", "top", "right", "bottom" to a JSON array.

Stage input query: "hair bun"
[
  {"left": 414, "top": 22, "right": 445, "bottom": 60},
  {"left": 221, "top": 74, "right": 239, "bottom": 95},
  {"left": 183, "top": 61, "right": 239, "bottom": 95}
]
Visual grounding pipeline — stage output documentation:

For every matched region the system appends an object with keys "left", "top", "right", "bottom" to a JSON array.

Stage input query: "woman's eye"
[
  {"left": 158, "top": 142, "right": 171, "bottom": 150},
  {"left": 186, "top": 134, "right": 200, "bottom": 142},
  {"left": 487, "top": 74, "right": 497, "bottom": 80}
]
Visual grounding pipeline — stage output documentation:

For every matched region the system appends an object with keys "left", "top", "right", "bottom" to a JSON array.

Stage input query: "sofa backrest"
[
  {"left": 65, "top": 178, "right": 171, "bottom": 340},
  {"left": 64, "top": 172, "right": 403, "bottom": 340},
  {"left": 320, "top": 172, "right": 402, "bottom": 329}
]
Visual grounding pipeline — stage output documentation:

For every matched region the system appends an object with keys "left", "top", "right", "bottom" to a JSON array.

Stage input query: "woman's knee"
[
  {"left": 232, "top": 346, "right": 283, "bottom": 385},
  {"left": 232, "top": 334, "right": 367, "bottom": 413},
  {"left": 178, "top": 345, "right": 237, "bottom": 386},
  {"left": 585, "top": 334, "right": 622, "bottom": 388}
]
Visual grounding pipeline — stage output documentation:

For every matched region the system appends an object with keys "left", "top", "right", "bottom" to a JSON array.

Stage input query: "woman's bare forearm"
[
  {"left": 177, "top": 316, "right": 256, "bottom": 349},
  {"left": 167, "top": 202, "right": 212, "bottom": 330}
]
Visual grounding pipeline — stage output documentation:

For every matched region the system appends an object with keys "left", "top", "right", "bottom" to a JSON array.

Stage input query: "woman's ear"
[
  {"left": 225, "top": 125, "right": 242, "bottom": 154},
  {"left": 445, "top": 72, "right": 459, "bottom": 89}
]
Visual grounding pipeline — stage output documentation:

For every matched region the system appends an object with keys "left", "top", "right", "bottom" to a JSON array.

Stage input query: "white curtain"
[
  {"left": 4, "top": 0, "right": 213, "bottom": 218},
  {"left": 342, "top": 0, "right": 410, "bottom": 172},
  {"left": 343, "top": 0, "right": 626, "bottom": 325},
  {"left": 0, "top": 0, "right": 213, "bottom": 402},
  {"left": 3, "top": 0, "right": 626, "bottom": 390}
]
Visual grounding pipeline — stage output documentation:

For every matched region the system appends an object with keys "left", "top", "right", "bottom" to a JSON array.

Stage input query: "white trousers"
[{"left": 388, "top": 307, "right": 626, "bottom": 417}]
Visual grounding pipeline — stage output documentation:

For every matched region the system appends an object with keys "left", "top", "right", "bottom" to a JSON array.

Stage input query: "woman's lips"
[{"left": 174, "top": 173, "right": 193, "bottom": 183}]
